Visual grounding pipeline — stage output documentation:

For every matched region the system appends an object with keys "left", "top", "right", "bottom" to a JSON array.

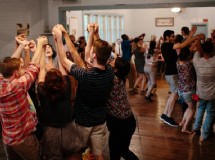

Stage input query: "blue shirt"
[{"left": 121, "top": 40, "right": 132, "bottom": 61}]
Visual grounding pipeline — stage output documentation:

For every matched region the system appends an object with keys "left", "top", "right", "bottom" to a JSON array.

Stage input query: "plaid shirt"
[{"left": 0, "top": 62, "right": 39, "bottom": 145}]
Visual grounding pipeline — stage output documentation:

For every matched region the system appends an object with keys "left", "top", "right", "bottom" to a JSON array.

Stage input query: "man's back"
[
  {"left": 0, "top": 63, "right": 39, "bottom": 145},
  {"left": 70, "top": 64, "right": 114, "bottom": 127},
  {"left": 193, "top": 52, "right": 215, "bottom": 100}
]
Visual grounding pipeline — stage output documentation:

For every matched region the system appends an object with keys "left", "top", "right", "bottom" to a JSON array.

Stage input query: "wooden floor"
[
  {"left": 103, "top": 76, "right": 215, "bottom": 160},
  {"left": 0, "top": 76, "right": 215, "bottom": 160}
]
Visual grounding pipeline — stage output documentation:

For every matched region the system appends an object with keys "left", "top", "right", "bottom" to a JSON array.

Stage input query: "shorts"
[
  {"left": 165, "top": 75, "right": 178, "bottom": 93},
  {"left": 75, "top": 123, "right": 106, "bottom": 155},
  {"left": 178, "top": 90, "right": 195, "bottom": 103}
]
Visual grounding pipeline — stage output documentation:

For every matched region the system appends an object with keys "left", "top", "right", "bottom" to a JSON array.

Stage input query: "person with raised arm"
[
  {"left": 0, "top": 35, "right": 47, "bottom": 160},
  {"left": 192, "top": 39, "right": 215, "bottom": 144},
  {"left": 52, "top": 24, "right": 114, "bottom": 160},
  {"left": 160, "top": 26, "right": 201, "bottom": 127},
  {"left": 37, "top": 33, "right": 85, "bottom": 159}
]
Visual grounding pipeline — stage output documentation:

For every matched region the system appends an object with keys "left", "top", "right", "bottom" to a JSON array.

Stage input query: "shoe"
[
  {"left": 145, "top": 96, "right": 153, "bottom": 102},
  {"left": 160, "top": 114, "right": 167, "bottom": 122},
  {"left": 164, "top": 117, "right": 179, "bottom": 127}
]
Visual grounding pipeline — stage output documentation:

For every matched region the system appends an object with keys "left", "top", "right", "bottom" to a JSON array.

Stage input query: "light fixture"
[{"left": 171, "top": 7, "right": 181, "bottom": 13}]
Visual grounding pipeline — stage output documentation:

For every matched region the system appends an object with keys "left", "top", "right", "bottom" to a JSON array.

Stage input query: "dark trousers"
[{"left": 106, "top": 114, "right": 139, "bottom": 160}]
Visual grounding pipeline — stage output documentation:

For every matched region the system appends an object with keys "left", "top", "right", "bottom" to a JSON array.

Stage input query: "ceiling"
[{"left": 57, "top": 0, "right": 215, "bottom": 10}]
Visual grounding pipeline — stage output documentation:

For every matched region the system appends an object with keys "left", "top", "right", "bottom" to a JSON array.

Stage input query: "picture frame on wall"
[{"left": 155, "top": 17, "right": 174, "bottom": 27}]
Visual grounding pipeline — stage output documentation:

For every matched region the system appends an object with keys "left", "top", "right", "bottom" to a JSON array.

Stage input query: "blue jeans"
[{"left": 193, "top": 99, "right": 215, "bottom": 139}]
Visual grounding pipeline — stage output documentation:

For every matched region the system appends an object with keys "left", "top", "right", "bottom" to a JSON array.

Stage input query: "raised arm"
[
  {"left": 38, "top": 46, "right": 46, "bottom": 83},
  {"left": 11, "top": 34, "right": 29, "bottom": 58},
  {"left": 60, "top": 25, "right": 85, "bottom": 68},
  {"left": 23, "top": 46, "right": 30, "bottom": 68},
  {"left": 196, "top": 35, "right": 204, "bottom": 57},
  {"left": 53, "top": 37, "right": 67, "bottom": 75},
  {"left": 85, "top": 23, "right": 95, "bottom": 63},
  {"left": 185, "top": 26, "right": 197, "bottom": 40},
  {"left": 31, "top": 36, "right": 48, "bottom": 64},
  {"left": 23, "top": 40, "right": 37, "bottom": 68},
  {"left": 52, "top": 25, "right": 74, "bottom": 72},
  {"left": 173, "top": 34, "right": 199, "bottom": 50}
]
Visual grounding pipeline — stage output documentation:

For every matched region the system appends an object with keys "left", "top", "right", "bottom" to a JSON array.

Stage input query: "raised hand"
[
  {"left": 191, "top": 26, "right": 197, "bottom": 34},
  {"left": 29, "top": 40, "right": 37, "bottom": 53},
  {"left": 37, "top": 36, "right": 48, "bottom": 47},
  {"left": 52, "top": 26, "right": 63, "bottom": 40},
  {"left": 93, "top": 23, "right": 99, "bottom": 34},
  {"left": 198, "top": 34, "right": 205, "bottom": 40},
  {"left": 15, "top": 34, "right": 29, "bottom": 46},
  {"left": 87, "top": 23, "right": 94, "bottom": 34}
]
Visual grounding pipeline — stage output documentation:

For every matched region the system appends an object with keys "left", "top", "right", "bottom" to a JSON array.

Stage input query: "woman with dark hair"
[
  {"left": 37, "top": 41, "right": 85, "bottom": 159},
  {"left": 177, "top": 47, "right": 196, "bottom": 134},
  {"left": 144, "top": 40, "right": 159, "bottom": 102},
  {"left": 45, "top": 43, "right": 57, "bottom": 71},
  {"left": 106, "top": 57, "right": 139, "bottom": 160},
  {"left": 133, "top": 37, "right": 147, "bottom": 93}
]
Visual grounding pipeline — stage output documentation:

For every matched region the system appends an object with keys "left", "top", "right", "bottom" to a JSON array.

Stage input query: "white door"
[{"left": 191, "top": 23, "right": 208, "bottom": 38}]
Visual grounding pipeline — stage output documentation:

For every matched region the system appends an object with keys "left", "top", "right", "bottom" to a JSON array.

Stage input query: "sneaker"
[
  {"left": 164, "top": 117, "right": 179, "bottom": 127},
  {"left": 145, "top": 96, "right": 153, "bottom": 102},
  {"left": 160, "top": 114, "right": 167, "bottom": 121}
]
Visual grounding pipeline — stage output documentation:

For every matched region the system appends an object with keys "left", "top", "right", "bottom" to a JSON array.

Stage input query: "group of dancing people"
[
  {"left": 0, "top": 22, "right": 215, "bottom": 160},
  {"left": 118, "top": 26, "right": 215, "bottom": 143},
  {"left": 0, "top": 24, "right": 140, "bottom": 160}
]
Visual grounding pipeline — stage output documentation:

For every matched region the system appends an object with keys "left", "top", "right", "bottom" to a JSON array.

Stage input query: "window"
[{"left": 83, "top": 12, "right": 124, "bottom": 44}]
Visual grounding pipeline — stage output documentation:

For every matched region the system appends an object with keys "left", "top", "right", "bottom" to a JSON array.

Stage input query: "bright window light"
[{"left": 171, "top": 7, "right": 181, "bottom": 13}]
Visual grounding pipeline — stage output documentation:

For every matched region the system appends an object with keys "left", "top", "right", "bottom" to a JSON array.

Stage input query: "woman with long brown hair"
[{"left": 37, "top": 39, "right": 85, "bottom": 159}]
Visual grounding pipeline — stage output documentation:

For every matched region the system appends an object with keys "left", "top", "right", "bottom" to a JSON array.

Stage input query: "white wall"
[
  {"left": 64, "top": 7, "right": 215, "bottom": 43},
  {"left": 0, "top": 0, "right": 48, "bottom": 60},
  {"left": 132, "top": 7, "right": 215, "bottom": 41}
]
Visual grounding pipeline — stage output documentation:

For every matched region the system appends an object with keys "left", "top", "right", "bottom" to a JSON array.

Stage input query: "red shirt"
[{"left": 0, "top": 63, "right": 39, "bottom": 145}]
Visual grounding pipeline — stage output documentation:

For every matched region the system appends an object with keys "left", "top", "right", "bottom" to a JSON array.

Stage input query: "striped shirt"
[
  {"left": 70, "top": 64, "right": 114, "bottom": 127},
  {"left": 0, "top": 63, "right": 39, "bottom": 145},
  {"left": 193, "top": 52, "right": 215, "bottom": 100}
]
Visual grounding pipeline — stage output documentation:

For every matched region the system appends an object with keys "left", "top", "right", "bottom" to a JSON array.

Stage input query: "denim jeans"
[{"left": 193, "top": 99, "right": 215, "bottom": 139}]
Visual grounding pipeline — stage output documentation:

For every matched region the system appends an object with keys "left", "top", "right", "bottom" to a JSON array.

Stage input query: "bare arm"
[
  {"left": 156, "top": 37, "right": 163, "bottom": 50},
  {"left": 31, "top": 36, "right": 48, "bottom": 64},
  {"left": 23, "top": 49, "right": 30, "bottom": 68},
  {"left": 196, "top": 38, "right": 204, "bottom": 57},
  {"left": 53, "top": 38, "right": 67, "bottom": 75},
  {"left": 185, "top": 26, "right": 197, "bottom": 40},
  {"left": 173, "top": 35, "right": 199, "bottom": 49},
  {"left": 38, "top": 47, "right": 46, "bottom": 83},
  {"left": 52, "top": 25, "right": 74, "bottom": 72},
  {"left": 62, "top": 27, "right": 85, "bottom": 68},
  {"left": 11, "top": 34, "right": 29, "bottom": 58},
  {"left": 85, "top": 24, "right": 95, "bottom": 63}
]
